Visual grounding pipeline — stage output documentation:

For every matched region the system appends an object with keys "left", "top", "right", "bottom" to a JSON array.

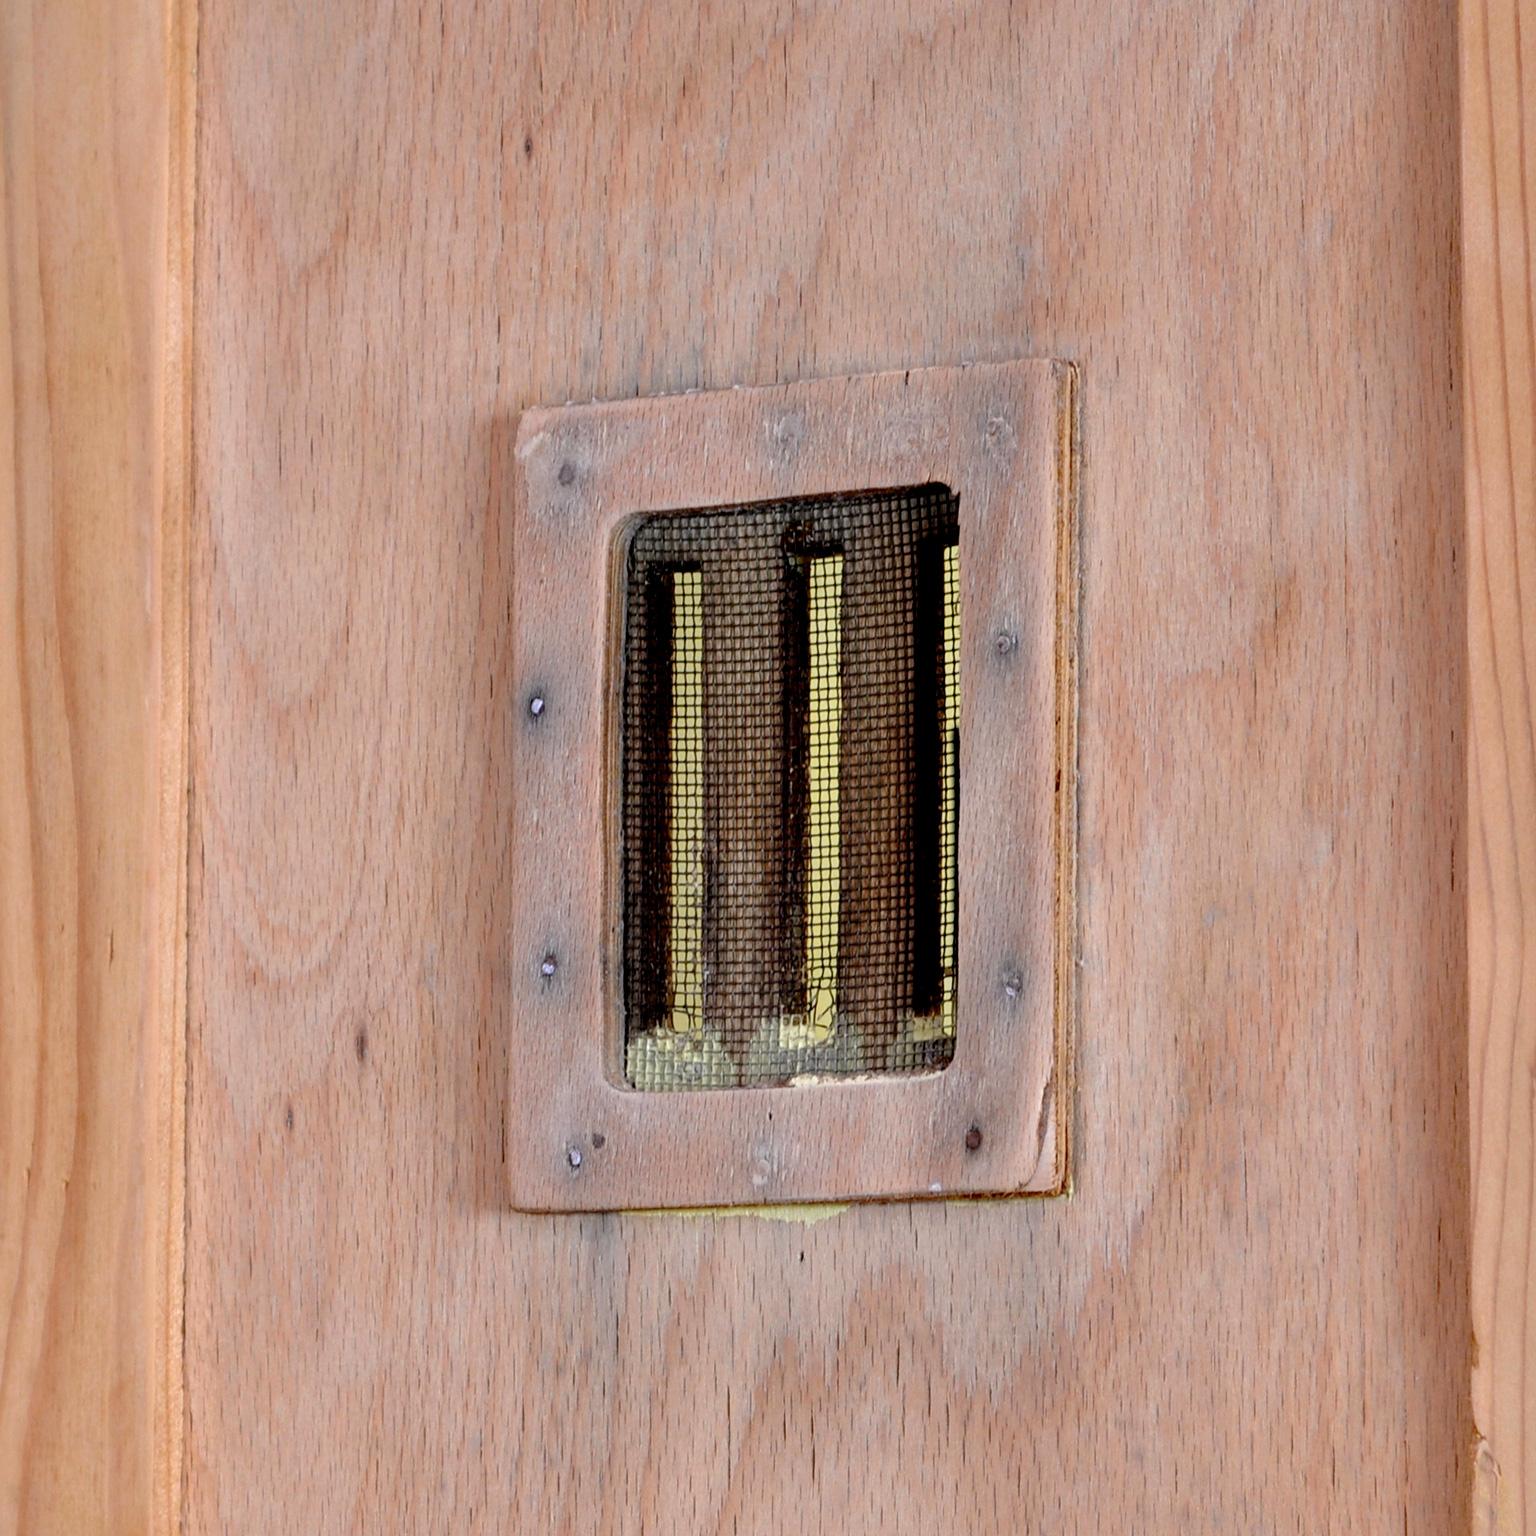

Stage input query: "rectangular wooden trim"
[
  {"left": 507, "top": 360, "right": 1077, "bottom": 1211},
  {"left": 0, "top": 1, "right": 194, "bottom": 1531}
]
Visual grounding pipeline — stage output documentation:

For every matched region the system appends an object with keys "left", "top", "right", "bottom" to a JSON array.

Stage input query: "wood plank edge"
[
  {"left": 153, "top": 0, "right": 197, "bottom": 1527},
  {"left": 1463, "top": 0, "right": 1525, "bottom": 1529}
]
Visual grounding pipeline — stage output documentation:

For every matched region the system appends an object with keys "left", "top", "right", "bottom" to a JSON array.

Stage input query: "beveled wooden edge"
[
  {"left": 507, "top": 361, "right": 1077, "bottom": 1211},
  {"left": 1464, "top": 0, "right": 1534, "bottom": 1528}
]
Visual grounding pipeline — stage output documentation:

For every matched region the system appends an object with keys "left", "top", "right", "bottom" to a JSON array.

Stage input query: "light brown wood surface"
[
  {"left": 0, "top": 0, "right": 192, "bottom": 1532},
  {"left": 506, "top": 364, "right": 1071, "bottom": 1209},
  {"left": 1466, "top": 0, "right": 1536, "bottom": 1529},
  {"left": 187, "top": 1, "right": 1467, "bottom": 1530}
]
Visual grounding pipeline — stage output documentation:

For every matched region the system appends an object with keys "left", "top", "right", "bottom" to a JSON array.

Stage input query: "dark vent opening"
[{"left": 619, "top": 485, "right": 960, "bottom": 1091}]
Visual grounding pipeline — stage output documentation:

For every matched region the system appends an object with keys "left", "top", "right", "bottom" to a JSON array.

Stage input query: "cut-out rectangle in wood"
[
  {"left": 619, "top": 484, "right": 960, "bottom": 1089},
  {"left": 507, "top": 360, "right": 1077, "bottom": 1210}
]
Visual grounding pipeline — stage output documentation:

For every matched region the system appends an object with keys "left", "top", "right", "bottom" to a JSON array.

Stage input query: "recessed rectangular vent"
[
  {"left": 508, "top": 360, "right": 1072, "bottom": 1208},
  {"left": 620, "top": 484, "right": 961, "bottom": 1090}
]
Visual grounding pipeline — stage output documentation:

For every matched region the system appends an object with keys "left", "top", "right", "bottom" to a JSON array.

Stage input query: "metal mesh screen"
[{"left": 620, "top": 485, "right": 960, "bottom": 1091}]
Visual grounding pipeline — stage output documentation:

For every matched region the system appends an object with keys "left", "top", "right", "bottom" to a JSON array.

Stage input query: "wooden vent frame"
[{"left": 507, "top": 361, "right": 1078, "bottom": 1211}]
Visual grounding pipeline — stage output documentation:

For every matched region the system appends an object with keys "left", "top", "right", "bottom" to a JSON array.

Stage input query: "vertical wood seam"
[{"left": 159, "top": 0, "right": 196, "bottom": 1529}]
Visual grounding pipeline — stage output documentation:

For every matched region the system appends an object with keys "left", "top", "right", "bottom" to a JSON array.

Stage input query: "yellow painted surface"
[{"left": 668, "top": 568, "right": 704, "bottom": 1034}]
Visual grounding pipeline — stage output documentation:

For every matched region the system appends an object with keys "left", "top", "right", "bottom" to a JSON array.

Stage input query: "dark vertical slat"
[
  {"left": 909, "top": 534, "right": 949, "bottom": 1018},
  {"left": 622, "top": 555, "right": 675, "bottom": 1031},
  {"left": 836, "top": 512, "right": 917, "bottom": 1060},
  {"left": 702, "top": 539, "right": 789, "bottom": 1070},
  {"left": 778, "top": 550, "right": 812, "bottom": 1016}
]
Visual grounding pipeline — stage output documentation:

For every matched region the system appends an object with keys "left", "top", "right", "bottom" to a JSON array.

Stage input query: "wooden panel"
[
  {"left": 505, "top": 365, "right": 1069, "bottom": 1209},
  {"left": 1465, "top": 0, "right": 1536, "bottom": 1528},
  {"left": 187, "top": 1, "right": 1466, "bottom": 1529},
  {"left": 0, "top": 0, "right": 193, "bottom": 1532}
]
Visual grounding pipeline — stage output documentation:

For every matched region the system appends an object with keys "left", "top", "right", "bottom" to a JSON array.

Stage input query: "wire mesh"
[{"left": 620, "top": 485, "right": 960, "bottom": 1090}]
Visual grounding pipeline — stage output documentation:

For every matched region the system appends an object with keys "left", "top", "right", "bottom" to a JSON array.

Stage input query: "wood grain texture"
[
  {"left": 188, "top": 1, "right": 1467, "bottom": 1528},
  {"left": 1466, "top": 0, "right": 1536, "bottom": 1529},
  {"left": 506, "top": 364, "right": 1070, "bottom": 1209},
  {"left": 0, "top": 0, "right": 193, "bottom": 1531}
]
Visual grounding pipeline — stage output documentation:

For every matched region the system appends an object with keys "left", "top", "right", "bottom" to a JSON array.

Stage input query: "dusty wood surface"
[
  {"left": 505, "top": 366, "right": 1068, "bottom": 1209},
  {"left": 187, "top": 1, "right": 1467, "bottom": 1528},
  {"left": 0, "top": 0, "right": 192, "bottom": 1532},
  {"left": 1466, "top": 0, "right": 1536, "bottom": 1529}
]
